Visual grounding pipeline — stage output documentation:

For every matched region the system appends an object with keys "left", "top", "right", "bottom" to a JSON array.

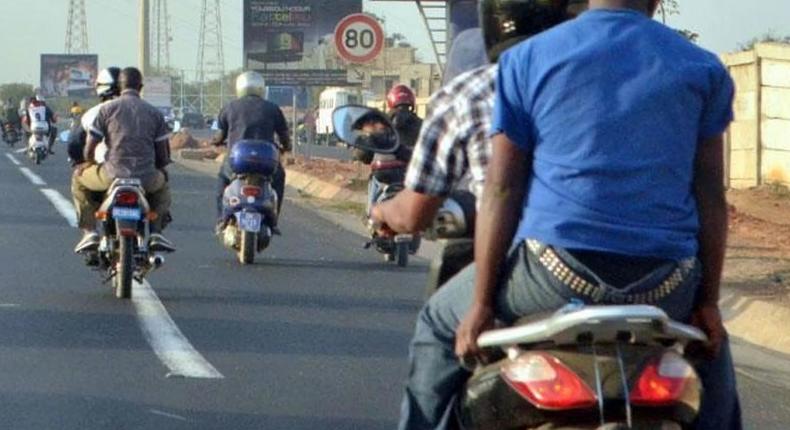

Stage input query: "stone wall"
[{"left": 722, "top": 43, "right": 790, "bottom": 188}]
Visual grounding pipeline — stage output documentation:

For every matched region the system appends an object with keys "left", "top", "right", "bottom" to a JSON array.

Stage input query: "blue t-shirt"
[{"left": 492, "top": 8, "right": 735, "bottom": 260}]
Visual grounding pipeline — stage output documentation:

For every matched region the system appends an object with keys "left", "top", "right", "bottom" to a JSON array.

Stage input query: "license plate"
[
  {"left": 238, "top": 212, "right": 262, "bottom": 232},
  {"left": 112, "top": 207, "right": 141, "bottom": 221}
]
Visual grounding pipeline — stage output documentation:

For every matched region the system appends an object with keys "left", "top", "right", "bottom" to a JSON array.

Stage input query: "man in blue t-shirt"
[{"left": 397, "top": 1, "right": 741, "bottom": 429}]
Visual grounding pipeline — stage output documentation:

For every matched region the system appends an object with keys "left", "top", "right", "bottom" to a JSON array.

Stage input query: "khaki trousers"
[{"left": 71, "top": 165, "right": 171, "bottom": 232}]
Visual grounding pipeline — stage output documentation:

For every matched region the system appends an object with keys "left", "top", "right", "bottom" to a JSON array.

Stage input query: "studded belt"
[{"left": 526, "top": 240, "right": 696, "bottom": 305}]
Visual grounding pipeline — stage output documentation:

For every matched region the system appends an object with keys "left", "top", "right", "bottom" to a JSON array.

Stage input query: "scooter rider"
[
  {"left": 72, "top": 67, "right": 174, "bottom": 253},
  {"left": 396, "top": 1, "right": 742, "bottom": 429},
  {"left": 212, "top": 71, "right": 290, "bottom": 234},
  {"left": 23, "top": 94, "right": 58, "bottom": 154},
  {"left": 352, "top": 85, "right": 421, "bottom": 165}
]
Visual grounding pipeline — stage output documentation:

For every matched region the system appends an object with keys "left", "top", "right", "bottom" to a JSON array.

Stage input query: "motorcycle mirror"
[
  {"left": 332, "top": 105, "right": 399, "bottom": 154},
  {"left": 59, "top": 130, "right": 71, "bottom": 143}
]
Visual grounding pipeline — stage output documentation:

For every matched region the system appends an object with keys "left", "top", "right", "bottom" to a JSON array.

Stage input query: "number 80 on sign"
[{"left": 334, "top": 13, "right": 385, "bottom": 64}]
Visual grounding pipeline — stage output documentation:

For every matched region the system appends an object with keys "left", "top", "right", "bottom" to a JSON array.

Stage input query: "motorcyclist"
[
  {"left": 70, "top": 101, "right": 84, "bottom": 119},
  {"left": 68, "top": 67, "right": 122, "bottom": 166},
  {"left": 72, "top": 67, "right": 174, "bottom": 253},
  {"left": 3, "top": 98, "right": 21, "bottom": 131},
  {"left": 23, "top": 94, "right": 58, "bottom": 154},
  {"left": 395, "top": 1, "right": 742, "bottom": 430},
  {"left": 211, "top": 71, "right": 291, "bottom": 234}
]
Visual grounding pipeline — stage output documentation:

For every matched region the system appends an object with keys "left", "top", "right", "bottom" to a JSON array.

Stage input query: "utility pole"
[
  {"left": 196, "top": 0, "right": 225, "bottom": 115},
  {"left": 65, "top": 0, "right": 89, "bottom": 54},
  {"left": 139, "top": 0, "right": 151, "bottom": 76},
  {"left": 151, "top": 0, "right": 172, "bottom": 74}
]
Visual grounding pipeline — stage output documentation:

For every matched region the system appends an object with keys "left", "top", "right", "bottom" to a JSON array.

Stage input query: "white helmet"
[
  {"left": 235, "top": 71, "right": 266, "bottom": 98},
  {"left": 96, "top": 67, "right": 121, "bottom": 99}
]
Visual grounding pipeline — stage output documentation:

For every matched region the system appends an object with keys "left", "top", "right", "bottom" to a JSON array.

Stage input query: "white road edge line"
[
  {"left": 132, "top": 280, "right": 224, "bottom": 379},
  {"left": 14, "top": 147, "right": 26, "bottom": 154},
  {"left": 5, "top": 153, "right": 21, "bottom": 166},
  {"left": 19, "top": 167, "right": 47, "bottom": 186},
  {"left": 40, "top": 189, "right": 78, "bottom": 227}
]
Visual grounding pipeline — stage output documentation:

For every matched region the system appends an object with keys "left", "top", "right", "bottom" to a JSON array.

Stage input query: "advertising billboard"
[
  {"left": 40, "top": 54, "right": 98, "bottom": 98},
  {"left": 243, "top": 0, "right": 363, "bottom": 86}
]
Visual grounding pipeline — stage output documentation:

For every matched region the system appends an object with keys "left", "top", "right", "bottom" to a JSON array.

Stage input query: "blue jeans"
[{"left": 397, "top": 241, "right": 741, "bottom": 430}]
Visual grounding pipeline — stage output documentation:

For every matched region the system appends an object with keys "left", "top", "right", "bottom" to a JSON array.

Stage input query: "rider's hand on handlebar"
[{"left": 369, "top": 205, "right": 395, "bottom": 237}]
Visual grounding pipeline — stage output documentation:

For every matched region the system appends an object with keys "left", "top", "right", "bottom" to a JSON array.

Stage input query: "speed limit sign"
[{"left": 334, "top": 13, "right": 385, "bottom": 64}]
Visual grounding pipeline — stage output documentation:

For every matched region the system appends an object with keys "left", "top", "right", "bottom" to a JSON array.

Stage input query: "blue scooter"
[{"left": 219, "top": 140, "right": 279, "bottom": 264}]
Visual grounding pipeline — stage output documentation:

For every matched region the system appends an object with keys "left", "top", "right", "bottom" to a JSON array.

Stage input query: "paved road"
[{"left": 1, "top": 144, "right": 789, "bottom": 429}]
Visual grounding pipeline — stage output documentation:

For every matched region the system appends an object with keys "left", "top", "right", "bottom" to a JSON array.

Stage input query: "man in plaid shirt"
[{"left": 370, "top": 31, "right": 492, "bottom": 233}]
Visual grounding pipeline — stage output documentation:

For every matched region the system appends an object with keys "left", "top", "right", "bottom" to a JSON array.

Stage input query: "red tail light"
[
  {"left": 502, "top": 352, "right": 597, "bottom": 410},
  {"left": 630, "top": 352, "right": 694, "bottom": 406},
  {"left": 241, "top": 186, "right": 262, "bottom": 197},
  {"left": 115, "top": 191, "right": 139, "bottom": 206}
]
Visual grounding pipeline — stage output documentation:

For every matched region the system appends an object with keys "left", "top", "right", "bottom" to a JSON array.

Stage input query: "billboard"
[
  {"left": 40, "top": 54, "right": 98, "bottom": 98},
  {"left": 243, "top": 0, "right": 363, "bottom": 86}
]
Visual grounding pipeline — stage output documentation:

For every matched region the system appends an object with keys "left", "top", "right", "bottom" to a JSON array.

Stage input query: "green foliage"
[
  {"left": 738, "top": 32, "right": 790, "bottom": 52},
  {"left": 0, "top": 83, "right": 34, "bottom": 105}
]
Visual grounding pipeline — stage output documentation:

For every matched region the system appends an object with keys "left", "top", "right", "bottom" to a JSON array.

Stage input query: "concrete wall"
[{"left": 723, "top": 43, "right": 790, "bottom": 188}]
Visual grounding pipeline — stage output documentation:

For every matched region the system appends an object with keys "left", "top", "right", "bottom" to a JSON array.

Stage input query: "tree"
[
  {"left": 738, "top": 32, "right": 790, "bottom": 51},
  {"left": 658, "top": 0, "right": 699, "bottom": 42},
  {"left": 0, "top": 83, "right": 34, "bottom": 106}
]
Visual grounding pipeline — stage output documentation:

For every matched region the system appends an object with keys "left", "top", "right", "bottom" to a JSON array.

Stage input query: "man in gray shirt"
[{"left": 72, "top": 67, "right": 174, "bottom": 253}]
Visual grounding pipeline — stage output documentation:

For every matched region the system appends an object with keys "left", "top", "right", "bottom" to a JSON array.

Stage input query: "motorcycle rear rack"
[{"left": 477, "top": 305, "right": 706, "bottom": 349}]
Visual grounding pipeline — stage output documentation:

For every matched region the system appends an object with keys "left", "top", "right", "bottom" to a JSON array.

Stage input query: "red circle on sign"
[{"left": 334, "top": 13, "right": 385, "bottom": 64}]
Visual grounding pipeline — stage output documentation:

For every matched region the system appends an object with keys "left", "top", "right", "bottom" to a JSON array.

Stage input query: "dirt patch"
[
  {"left": 724, "top": 185, "right": 790, "bottom": 297},
  {"left": 288, "top": 156, "right": 370, "bottom": 190}
]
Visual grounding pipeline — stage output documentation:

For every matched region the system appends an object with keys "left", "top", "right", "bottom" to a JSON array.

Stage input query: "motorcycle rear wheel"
[
  {"left": 115, "top": 236, "right": 134, "bottom": 299},
  {"left": 239, "top": 231, "right": 256, "bottom": 264}
]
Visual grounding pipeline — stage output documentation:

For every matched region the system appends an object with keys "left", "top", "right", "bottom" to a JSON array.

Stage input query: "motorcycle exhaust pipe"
[{"left": 149, "top": 253, "right": 165, "bottom": 269}]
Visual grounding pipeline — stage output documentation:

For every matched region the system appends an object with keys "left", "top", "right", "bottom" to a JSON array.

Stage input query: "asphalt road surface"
[{"left": 1, "top": 143, "right": 789, "bottom": 429}]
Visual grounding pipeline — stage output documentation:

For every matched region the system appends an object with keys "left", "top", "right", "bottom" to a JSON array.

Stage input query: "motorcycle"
[
  {"left": 423, "top": 190, "right": 477, "bottom": 295},
  {"left": 218, "top": 139, "right": 280, "bottom": 265},
  {"left": 3, "top": 122, "right": 19, "bottom": 147},
  {"left": 27, "top": 124, "right": 48, "bottom": 164},
  {"left": 332, "top": 105, "right": 421, "bottom": 267},
  {"left": 458, "top": 304, "right": 706, "bottom": 429},
  {"left": 79, "top": 178, "right": 168, "bottom": 299}
]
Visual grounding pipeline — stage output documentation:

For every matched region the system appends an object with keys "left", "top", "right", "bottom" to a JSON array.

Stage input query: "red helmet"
[{"left": 386, "top": 84, "right": 416, "bottom": 110}]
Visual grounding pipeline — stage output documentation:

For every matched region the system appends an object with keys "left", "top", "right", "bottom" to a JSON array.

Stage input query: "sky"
[{"left": 0, "top": 0, "right": 788, "bottom": 85}]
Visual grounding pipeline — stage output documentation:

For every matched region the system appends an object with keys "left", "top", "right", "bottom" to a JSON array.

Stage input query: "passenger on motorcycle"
[
  {"left": 352, "top": 85, "right": 421, "bottom": 215},
  {"left": 211, "top": 71, "right": 291, "bottom": 234},
  {"left": 68, "top": 67, "right": 122, "bottom": 167},
  {"left": 395, "top": 1, "right": 742, "bottom": 430},
  {"left": 72, "top": 67, "right": 174, "bottom": 253},
  {"left": 22, "top": 94, "right": 57, "bottom": 154}
]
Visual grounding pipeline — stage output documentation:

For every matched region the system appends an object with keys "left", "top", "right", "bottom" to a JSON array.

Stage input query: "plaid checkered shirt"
[{"left": 404, "top": 64, "right": 496, "bottom": 199}]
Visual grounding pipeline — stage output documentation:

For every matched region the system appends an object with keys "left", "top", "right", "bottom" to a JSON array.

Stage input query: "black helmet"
[
  {"left": 480, "top": 0, "right": 575, "bottom": 62},
  {"left": 95, "top": 67, "right": 121, "bottom": 99}
]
